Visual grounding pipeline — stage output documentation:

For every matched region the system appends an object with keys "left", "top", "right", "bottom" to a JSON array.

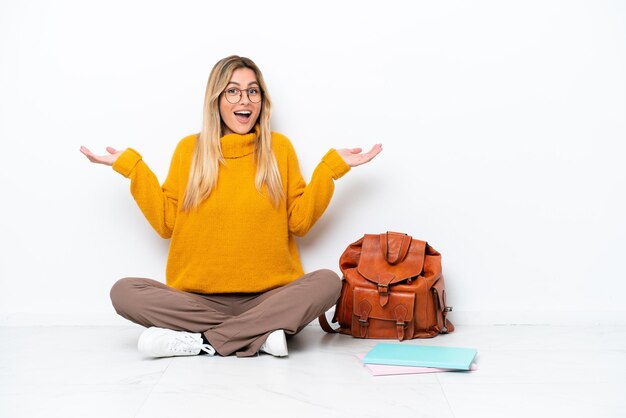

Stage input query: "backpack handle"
[{"left": 381, "top": 231, "right": 412, "bottom": 265}]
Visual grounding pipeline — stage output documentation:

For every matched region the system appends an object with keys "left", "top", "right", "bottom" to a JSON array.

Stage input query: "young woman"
[{"left": 80, "top": 55, "right": 382, "bottom": 358}]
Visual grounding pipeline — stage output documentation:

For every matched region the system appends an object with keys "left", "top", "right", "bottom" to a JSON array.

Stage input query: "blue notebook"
[{"left": 362, "top": 343, "right": 478, "bottom": 370}]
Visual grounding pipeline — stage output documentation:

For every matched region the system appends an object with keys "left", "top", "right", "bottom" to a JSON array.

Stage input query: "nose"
[{"left": 239, "top": 90, "right": 251, "bottom": 104}]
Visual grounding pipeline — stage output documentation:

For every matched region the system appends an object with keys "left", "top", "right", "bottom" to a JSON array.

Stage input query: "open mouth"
[{"left": 234, "top": 111, "right": 252, "bottom": 124}]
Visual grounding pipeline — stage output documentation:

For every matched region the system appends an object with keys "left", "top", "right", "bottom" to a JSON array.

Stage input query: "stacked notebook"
[{"left": 358, "top": 343, "right": 478, "bottom": 376}]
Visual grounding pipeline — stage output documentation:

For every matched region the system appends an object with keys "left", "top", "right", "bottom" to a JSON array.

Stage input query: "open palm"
[
  {"left": 80, "top": 146, "right": 123, "bottom": 166},
  {"left": 336, "top": 144, "right": 383, "bottom": 167}
]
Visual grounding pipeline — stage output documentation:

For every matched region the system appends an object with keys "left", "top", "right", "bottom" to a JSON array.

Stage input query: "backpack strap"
[
  {"left": 318, "top": 312, "right": 338, "bottom": 333},
  {"left": 394, "top": 304, "right": 409, "bottom": 341}
]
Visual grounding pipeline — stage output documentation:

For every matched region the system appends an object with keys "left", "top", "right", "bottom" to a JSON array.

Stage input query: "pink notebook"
[{"left": 356, "top": 353, "right": 478, "bottom": 376}]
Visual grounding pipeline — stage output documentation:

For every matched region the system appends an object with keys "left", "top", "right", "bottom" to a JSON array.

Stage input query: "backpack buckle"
[{"left": 377, "top": 283, "right": 389, "bottom": 295}]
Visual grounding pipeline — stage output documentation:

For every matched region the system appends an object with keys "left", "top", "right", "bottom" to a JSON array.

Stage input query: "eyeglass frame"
[{"left": 222, "top": 86, "right": 263, "bottom": 104}]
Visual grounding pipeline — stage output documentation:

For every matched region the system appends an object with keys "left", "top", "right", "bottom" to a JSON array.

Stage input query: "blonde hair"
[{"left": 182, "top": 55, "right": 284, "bottom": 211}]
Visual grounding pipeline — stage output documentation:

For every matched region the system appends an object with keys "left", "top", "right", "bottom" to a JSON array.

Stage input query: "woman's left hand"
[{"left": 337, "top": 144, "right": 382, "bottom": 167}]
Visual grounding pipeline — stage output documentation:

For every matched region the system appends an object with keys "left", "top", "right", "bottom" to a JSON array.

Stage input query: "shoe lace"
[
  {"left": 200, "top": 344, "right": 216, "bottom": 356},
  {"left": 169, "top": 333, "right": 216, "bottom": 356}
]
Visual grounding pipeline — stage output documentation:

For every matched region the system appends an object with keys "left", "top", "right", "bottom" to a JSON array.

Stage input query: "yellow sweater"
[{"left": 112, "top": 130, "right": 350, "bottom": 294}]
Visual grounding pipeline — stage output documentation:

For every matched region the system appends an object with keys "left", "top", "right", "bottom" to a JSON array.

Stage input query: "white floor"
[{"left": 1, "top": 324, "right": 625, "bottom": 418}]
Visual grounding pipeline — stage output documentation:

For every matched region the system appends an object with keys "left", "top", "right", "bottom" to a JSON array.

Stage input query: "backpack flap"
[{"left": 357, "top": 232, "right": 426, "bottom": 306}]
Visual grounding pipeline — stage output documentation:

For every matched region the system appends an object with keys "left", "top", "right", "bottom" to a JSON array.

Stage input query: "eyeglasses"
[{"left": 223, "top": 87, "right": 263, "bottom": 104}]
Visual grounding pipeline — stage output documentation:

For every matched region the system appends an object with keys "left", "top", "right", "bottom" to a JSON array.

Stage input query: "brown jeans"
[{"left": 110, "top": 269, "right": 341, "bottom": 357}]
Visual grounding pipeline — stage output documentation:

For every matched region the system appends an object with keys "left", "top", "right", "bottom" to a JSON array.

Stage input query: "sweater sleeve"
[
  {"left": 112, "top": 145, "right": 181, "bottom": 238},
  {"left": 286, "top": 143, "right": 351, "bottom": 237}
]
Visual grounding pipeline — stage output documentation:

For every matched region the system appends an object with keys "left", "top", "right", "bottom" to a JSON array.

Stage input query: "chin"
[
  {"left": 235, "top": 125, "right": 254, "bottom": 134},
  {"left": 223, "top": 124, "right": 251, "bottom": 135}
]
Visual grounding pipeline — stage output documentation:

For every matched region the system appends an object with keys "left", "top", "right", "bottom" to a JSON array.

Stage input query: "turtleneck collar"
[{"left": 220, "top": 125, "right": 260, "bottom": 159}]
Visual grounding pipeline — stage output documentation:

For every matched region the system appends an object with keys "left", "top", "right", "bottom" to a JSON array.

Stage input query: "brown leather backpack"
[{"left": 319, "top": 232, "right": 454, "bottom": 340}]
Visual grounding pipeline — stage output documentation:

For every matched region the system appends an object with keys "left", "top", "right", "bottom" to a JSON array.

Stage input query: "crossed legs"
[{"left": 110, "top": 269, "right": 341, "bottom": 357}]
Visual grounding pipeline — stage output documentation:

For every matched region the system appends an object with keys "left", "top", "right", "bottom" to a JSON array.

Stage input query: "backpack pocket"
[{"left": 351, "top": 286, "right": 415, "bottom": 340}]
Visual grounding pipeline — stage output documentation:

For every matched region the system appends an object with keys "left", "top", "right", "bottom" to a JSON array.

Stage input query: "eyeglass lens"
[{"left": 224, "top": 88, "right": 262, "bottom": 104}]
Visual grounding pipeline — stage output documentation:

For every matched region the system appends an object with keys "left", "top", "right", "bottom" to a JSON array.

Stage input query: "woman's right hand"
[{"left": 80, "top": 146, "right": 123, "bottom": 166}]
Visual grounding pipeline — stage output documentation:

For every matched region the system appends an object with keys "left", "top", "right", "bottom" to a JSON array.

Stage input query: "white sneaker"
[
  {"left": 259, "top": 330, "right": 288, "bottom": 357},
  {"left": 137, "top": 327, "right": 216, "bottom": 358}
]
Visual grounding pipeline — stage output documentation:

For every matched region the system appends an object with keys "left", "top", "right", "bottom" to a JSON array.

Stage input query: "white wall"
[{"left": 1, "top": 0, "right": 624, "bottom": 326}]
